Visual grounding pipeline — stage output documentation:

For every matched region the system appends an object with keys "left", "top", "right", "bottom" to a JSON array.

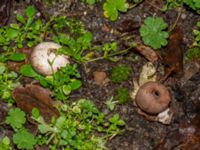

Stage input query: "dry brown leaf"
[
  {"left": 116, "top": 19, "right": 141, "bottom": 32},
  {"left": 134, "top": 44, "right": 159, "bottom": 62},
  {"left": 161, "top": 28, "right": 184, "bottom": 82},
  {"left": 12, "top": 85, "right": 59, "bottom": 122}
]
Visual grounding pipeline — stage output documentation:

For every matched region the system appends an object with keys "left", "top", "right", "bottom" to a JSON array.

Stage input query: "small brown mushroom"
[{"left": 135, "top": 81, "right": 170, "bottom": 114}]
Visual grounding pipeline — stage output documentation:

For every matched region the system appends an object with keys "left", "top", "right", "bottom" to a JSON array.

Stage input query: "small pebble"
[
  {"left": 181, "top": 13, "right": 187, "bottom": 20},
  {"left": 93, "top": 71, "right": 108, "bottom": 85}
]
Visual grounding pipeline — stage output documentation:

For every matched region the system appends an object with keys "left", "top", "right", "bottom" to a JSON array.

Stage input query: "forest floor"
[{"left": 0, "top": 0, "right": 200, "bottom": 150}]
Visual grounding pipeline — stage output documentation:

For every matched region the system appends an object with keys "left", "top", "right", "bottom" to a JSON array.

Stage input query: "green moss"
[
  {"left": 111, "top": 65, "right": 132, "bottom": 83},
  {"left": 114, "top": 87, "right": 129, "bottom": 104},
  {"left": 185, "top": 47, "right": 200, "bottom": 60}
]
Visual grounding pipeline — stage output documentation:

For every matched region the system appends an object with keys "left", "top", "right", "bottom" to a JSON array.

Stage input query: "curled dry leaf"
[
  {"left": 138, "top": 62, "right": 157, "bottom": 85},
  {"left": 131, "top": 62, "right": 156, "bottom": 100},
  {"left": 134, "top": 44, "right": 159, "bottom": 62},
  {"left": 161, "top": 28, "right": 184, "bottom": 82},
  {"left": 156, "top": 108, "right": 173, "bottom": 124},
  {"left": 130, "top": 80, "right": 140, "bottom": 101},
  {"left": 12, "top": 85, "right": 59, "bottom": 122},
  {"left": 123, "top": 39, "right": 158, "bottom": 62}
]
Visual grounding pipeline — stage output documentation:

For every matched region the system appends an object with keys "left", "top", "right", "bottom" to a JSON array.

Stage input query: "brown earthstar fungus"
[
  {"left": 30, "top": 42, "right": 70, "bottom": 76},
  {"left": 135, "top": 81, "right": 170, "bottom": 114}
]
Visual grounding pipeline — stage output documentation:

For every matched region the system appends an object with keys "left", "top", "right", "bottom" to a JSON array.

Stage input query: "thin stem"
[
  {"left": 169, "top": 4, "right": 183, "bottom": 33},
  {"left": 46, "top": 132, "right": 56, "bottom": 144},
  {"left": 85, "top": 46, "right": 134, "bottom": 63}
]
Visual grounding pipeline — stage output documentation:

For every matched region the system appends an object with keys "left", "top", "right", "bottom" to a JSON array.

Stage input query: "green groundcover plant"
[
  {"left": 139, "top": 16, "right": 169, "bottom": 49},
  {"left": 4, "top": 100, "right": 125, "bottom": 150}
]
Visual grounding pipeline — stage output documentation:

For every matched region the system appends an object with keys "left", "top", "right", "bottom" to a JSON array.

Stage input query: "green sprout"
[{"left": 0, "top": 136, "right": 12, "bottom": 150}]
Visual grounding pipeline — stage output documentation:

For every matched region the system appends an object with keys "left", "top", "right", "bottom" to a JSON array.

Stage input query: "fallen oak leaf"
[{"left": 12, "top": 85, "right": 59, "bottom": 122}]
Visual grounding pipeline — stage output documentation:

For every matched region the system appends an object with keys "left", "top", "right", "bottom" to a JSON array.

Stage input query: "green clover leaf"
[
  {"left": 20, "top": 64, "right": 38, "bottom": 78},
  {"left": 8, "top": 53, "right": 26, "bottom": 61}
]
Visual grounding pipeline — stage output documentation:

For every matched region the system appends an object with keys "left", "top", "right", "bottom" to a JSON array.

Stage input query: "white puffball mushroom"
[{"left": 31, "top": 42, "right": 70, "bottom": 76}]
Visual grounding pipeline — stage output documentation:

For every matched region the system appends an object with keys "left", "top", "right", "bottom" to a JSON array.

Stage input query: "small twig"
[
  {"left": 145, "top": 0, "right": 162, "bottom": 11},
  {"left": 169, "top": 5, "right": 183, "bottom": 33},
  {"left": 128, "top": 4, "right": 137, "bottom": 9}
]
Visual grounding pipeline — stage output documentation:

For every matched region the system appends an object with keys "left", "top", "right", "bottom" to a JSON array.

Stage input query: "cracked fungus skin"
[
  {"left": 135, "top": 81, "right": 170, "bottom": 114},
  {"left": 31, "top": 42, "right": 70, "bottom": 76}
]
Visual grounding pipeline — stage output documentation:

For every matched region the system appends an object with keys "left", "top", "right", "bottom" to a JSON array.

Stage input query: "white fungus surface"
[{"left": 31, "top": 42, "right": 70, "bottom": 76}]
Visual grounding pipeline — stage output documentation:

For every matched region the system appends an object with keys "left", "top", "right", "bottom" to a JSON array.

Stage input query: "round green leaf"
[
  {"left": 16, "top": 14, "right": 26, "bottom": 24},
  {"left": 0, "top": 63, "right": 6, "bottom": 74},
  {"left": 69, "top": 80, "right": 82, "bottom": 90},
  {"left": 25, "top": 6, "right": 37, "bottom": 18},
  {"left": 8, "top": 53, "right": 26, "bottom": 61},
  {"left": 31, "top": 108, "right": 40, "bottom": 119},
  {"left": 20, "top": 64, "right": 38, "bottom": 77}
]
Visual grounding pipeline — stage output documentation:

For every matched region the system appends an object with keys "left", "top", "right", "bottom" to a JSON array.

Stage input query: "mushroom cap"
[
  {"left": 31, "top": 42, "right": 70, "bottom": 76},
  {"left": 135, "top": 81, "right": 170, "bottom": 114}
]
